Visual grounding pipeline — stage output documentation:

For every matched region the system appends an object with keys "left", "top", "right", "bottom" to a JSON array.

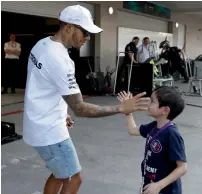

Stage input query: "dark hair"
[
  {"left": 143, "top": 37, "right": 149, "bottom": 41},
  {"left": 59, "top": 21, "right": 67, "bottom": 26},
  {"left": 154, "top": 86, "right": 185, "bottom": 120},
  {"left": 132, "top": 36, "right": 139, "bottom": 41}
]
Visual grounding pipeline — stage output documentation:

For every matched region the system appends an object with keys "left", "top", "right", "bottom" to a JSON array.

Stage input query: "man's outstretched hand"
[{"left": 118, "top": 91, "right": 150, "bottom": 115}]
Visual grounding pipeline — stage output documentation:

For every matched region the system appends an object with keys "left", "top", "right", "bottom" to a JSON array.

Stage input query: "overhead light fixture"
[
  {"left": 176, "top": 22, "right": 179, "bottom": 28},
  {"left": 109, "top": 7, "right": 113, "bottom": 15}
]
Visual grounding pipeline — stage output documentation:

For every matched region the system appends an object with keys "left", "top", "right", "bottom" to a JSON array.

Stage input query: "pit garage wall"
[
  {"left": 96, "top": 2, "right": 168, "bottom": 73},
  {"left": 172, "top": 12, "right": 202, "bottom": 60},
  {"left": 96, "top": 2, "right": 202, "bottom": 73},
  {"left": 1, "top": 1, "right": 94, "bottom": 18}
]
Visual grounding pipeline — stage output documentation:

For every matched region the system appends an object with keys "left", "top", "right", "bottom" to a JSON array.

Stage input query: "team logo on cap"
[{"left": 150, "top": 140, "right": 162, "bottom": 153}]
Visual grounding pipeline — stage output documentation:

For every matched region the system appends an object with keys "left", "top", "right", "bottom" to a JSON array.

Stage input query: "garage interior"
[{"left": 1, "top": 11, "right": 95, "bottom": 93}]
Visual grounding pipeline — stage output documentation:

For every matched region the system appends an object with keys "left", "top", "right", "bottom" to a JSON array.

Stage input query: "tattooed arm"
[
  {"left": 62, "top": 92, "right": 150, "bottom": 118},
  {"left": 63, "top": 93, "right": 121, "bottom": 118}
]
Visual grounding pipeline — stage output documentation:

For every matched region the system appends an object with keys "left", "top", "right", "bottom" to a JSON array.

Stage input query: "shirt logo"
[
  {"left": 150, "top": 140, "right": 162, "bottom": 153},
  {"left": 29, "top": 53, "right": 42, "bottom": 69},
  {"left": 67, "top": 73, "right": 78, "bottom": 90}
]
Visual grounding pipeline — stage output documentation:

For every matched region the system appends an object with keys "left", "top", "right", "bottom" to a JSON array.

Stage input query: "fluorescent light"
[{"left": 109, "top": 7, "right": 113, "bottom": 15}]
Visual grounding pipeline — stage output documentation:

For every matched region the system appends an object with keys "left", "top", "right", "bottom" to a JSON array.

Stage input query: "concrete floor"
[{"left": 1, "top": 91, "right": 202, "bottom": 194}]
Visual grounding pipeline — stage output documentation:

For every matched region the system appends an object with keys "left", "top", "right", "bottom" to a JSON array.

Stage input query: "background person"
[
  {"left": 137, "top": 37, "right": 150, "bottom": 63},
  {"left": 2, "top": 34, "right": 21, "bottom": 94}
]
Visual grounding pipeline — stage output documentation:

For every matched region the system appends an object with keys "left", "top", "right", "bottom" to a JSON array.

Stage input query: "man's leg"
[
  {"left": 44, "top": 173, "right": 63, "bottom": 194},
  {"left": 116, "top": 63, "right": 126, "bottom": 93},
  {"left": 60, "top": 173, "right": 82, "bottom": 194},
  {"left": 11, "top": 59, "right": 18, "bottom": 93},
  {"left": 176, "top": 61, "right": 189, "bottom": 83},
  {"left": 34, "top": 138, "right": 82, "bottom": 194}
]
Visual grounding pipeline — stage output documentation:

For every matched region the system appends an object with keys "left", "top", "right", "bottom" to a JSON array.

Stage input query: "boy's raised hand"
[
  {"left": 117, "top": 91, "right": 150, "bottom": 114},
  {"left": 117, "top": 91, "right": 132, "bottom": 102}
]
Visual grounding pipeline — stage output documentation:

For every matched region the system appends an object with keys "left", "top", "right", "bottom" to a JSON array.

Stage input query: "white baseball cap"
[{"left": 59, "top": 4, "right": 103, "bottom": 34}]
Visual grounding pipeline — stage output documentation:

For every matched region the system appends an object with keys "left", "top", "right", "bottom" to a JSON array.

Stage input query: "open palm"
[{"left": 117, "top": 91, "right": 132, "bottom": 102}]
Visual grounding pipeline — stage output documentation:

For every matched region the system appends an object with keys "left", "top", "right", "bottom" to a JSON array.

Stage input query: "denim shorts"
[{"left": 34, "top": 138, "right": 82, "bottom": 179}]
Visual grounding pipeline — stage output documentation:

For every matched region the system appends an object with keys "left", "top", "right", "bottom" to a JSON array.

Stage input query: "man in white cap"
[{"left": 23, "top": 5, "right": 150, "bottom": 194}]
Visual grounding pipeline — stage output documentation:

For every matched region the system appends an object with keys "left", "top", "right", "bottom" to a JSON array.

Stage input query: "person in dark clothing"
[
  {"left": 124, "top": 36, "right": 139, "bottom": 64},
  {"left": 118, "top": 86, "right": 187, "bottom": 194},
  {"left": 159, "top": 40, "right": 189, "bottom": 83},
  {"left": 116, "top": 37, "right": 139, "bottom": 92}
]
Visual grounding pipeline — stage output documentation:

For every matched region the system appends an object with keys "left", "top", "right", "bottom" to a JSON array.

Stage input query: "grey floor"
[{"left": 1, "top": 93, "right": 202, "bottom": 194}]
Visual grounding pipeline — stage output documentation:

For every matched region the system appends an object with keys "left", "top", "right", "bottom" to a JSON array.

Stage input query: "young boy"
[{"left": 117, "top": 86, "right": 187, "bottom": 194}]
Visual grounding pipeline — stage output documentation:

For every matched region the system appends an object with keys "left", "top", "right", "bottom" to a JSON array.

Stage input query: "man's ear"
[{"left": 65, "top": 24, "right": 73, "bottom": 33}]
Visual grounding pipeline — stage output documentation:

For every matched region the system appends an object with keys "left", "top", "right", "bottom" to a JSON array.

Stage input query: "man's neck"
[
  {"left": 52, "top": 31, "right": 70, "bottom": 48},
  {"left": 156, "top": 117, "right": 171, "bottom": 129}
]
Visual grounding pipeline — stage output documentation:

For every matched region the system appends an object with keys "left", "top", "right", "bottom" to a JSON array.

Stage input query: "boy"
[{"left": 117, "top": 86, "right": 187, "bottom": 194}]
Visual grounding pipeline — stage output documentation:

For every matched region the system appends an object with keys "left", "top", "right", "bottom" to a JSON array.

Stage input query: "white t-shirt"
[
  {"left": 4, "top": 41, "right": 21, "bottom": 59},
  {"left": 137, "top": 44, "right": 150, "bottom": 63},
  {"left": 23, "top": 37, "right": 81, "bottom": 146}
]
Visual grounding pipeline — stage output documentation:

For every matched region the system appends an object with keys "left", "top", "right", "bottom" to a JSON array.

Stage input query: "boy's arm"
[
  {"left": 126, "top": 114, "right": 157, "bottom": 137},
  {"left": 159, "top": 129, "right": 187, "bottom": 188},
  {"left": 4, "top": 43, "right": 14, "bottom": 55},
  {"left": 158, "top": 161, "right": 187, "bottom": 189},
  {"left": 126, "top": 113, "right": 140, "bottom": 136},
  {"left": 13, "top": 43, "right": 21, "bottom": 56}
]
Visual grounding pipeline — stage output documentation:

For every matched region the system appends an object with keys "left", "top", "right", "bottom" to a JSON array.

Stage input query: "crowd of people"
[{"left": 123, "top": 36, "right": 189, "bottom": 82}]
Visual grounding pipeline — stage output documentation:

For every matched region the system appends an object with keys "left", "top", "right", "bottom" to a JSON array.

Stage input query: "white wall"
[
  {"left": 172, "top": 12, "right": 202, "bottom": 59},
  {"left": 1, "top": 1, "right": 94, "bottom": 18},
  {"left": 177, "top": 24, "right": 185, "bottom": 49},
  {"left": 97, "top": 2, "right": 202, "bottom": 74},
  {"left": 118, "top": 27, "right": 173, "bottom": 55},
  {"left": 117, "top": 10, "right": 168, "bottom": 33},
  {"left": 99, "top": 2, "right": 168, "bottom": 73}
]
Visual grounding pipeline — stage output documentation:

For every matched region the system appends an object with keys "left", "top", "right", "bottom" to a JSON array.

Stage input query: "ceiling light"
[{"left": 109, "top": 7, "right": 113, "bottom": 15}]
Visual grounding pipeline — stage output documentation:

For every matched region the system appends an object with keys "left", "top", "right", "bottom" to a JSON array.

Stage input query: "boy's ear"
[{"left": 162, "top": 106, "right": 170, "bottom": 116}]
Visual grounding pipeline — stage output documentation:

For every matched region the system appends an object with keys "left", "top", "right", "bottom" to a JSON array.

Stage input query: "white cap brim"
[{"left": 81, "top": 24, "right": 103, "bottom": 34}]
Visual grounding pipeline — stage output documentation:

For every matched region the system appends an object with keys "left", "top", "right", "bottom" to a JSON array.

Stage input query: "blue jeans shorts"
[{"left": 34, "top": 138, "right": 82, "bottom": 179}]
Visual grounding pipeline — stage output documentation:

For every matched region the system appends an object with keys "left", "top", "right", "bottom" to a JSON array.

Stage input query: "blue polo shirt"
[{"left": 140, "top": 121, "right": 186, "bottom": 194}]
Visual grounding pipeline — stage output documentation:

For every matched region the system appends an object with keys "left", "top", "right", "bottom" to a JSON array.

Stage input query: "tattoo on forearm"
[{"left": 62, "top": 93, "right": 121, "bottom": 118}]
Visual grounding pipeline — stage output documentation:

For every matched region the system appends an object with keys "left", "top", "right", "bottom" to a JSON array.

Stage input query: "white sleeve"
[
  {"left": 41, "top": 55, "right": 81, "bottom": 96},
  {"left": 17, "top": 43, "right": 21, "bottom": 51},
  {"left": 4, "top": 43, "right": 8, "bottom": 51}
]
